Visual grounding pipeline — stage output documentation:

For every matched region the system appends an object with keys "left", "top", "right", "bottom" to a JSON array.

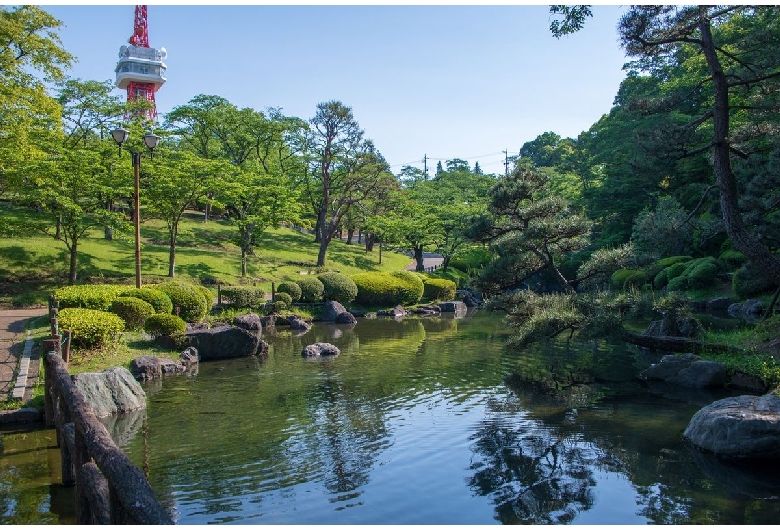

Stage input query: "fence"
[{"left": 43, "top": 298, "right": 172, "bottom": 525}]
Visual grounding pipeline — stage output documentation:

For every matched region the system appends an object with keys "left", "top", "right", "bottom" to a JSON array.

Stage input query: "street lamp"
[{"left": 111, "top": 128, "right": 160, "bottom": 288}]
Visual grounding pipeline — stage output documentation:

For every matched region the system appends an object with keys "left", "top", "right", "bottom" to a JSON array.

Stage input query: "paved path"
[
  {"left": 0, "top": 308, "right": 48, "bottom": 404},
  {"left": 405, "top": 252, "right": 445, "bottom": 271}
]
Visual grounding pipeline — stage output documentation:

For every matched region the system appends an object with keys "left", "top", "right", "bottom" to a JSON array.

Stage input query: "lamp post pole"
[{"left": 111, "top": 128, "right": 160, "bottom": 289}]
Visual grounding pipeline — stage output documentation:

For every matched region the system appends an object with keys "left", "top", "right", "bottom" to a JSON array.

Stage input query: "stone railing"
[{"left": 43, "top": 300, "right": 172, "bottom": 525}]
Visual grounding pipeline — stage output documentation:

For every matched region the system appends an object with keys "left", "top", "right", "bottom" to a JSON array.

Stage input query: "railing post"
[
  {"left": 43, "top": 345, "right": 59, "bottom": 427},
  {"left": 271, "top": 282, "right": 276, "bottom": 302},
  {"left": 61, "top": 330, "right": 71, "bottom": 364},
  {"left": 217, "top": 283, "right": 222, "bottom": 306}
]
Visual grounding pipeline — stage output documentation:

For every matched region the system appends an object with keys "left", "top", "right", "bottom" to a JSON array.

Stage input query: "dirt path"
[{"left": 0, "top": 308, "right": 48, "bottom": 403}]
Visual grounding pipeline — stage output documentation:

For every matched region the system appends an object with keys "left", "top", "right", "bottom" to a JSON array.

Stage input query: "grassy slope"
[{"left": 0, "top": 206, "right": 412, "bottom": 306}]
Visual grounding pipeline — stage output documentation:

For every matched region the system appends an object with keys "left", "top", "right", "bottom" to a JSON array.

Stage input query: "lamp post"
[{"left": 111, "top": 128, "right": 160, "bottom": 288}]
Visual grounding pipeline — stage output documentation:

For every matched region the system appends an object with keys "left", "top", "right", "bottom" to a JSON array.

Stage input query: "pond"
[{"left": 2, "top": 310, "right": 780, "bottom": 524}]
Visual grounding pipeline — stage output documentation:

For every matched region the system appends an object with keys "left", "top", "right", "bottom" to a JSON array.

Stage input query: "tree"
[
  {"left": 382, "top": 195, "right": 444, "bottom": 272},
  {"left": 305, "top": 101, "right": 391, "bottom": 267},
  {"left": 473, "top": 161, "right": 483, "bottom": 175}
]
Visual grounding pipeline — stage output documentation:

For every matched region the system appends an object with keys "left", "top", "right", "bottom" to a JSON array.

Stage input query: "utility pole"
[
  {"left": 423, "top": 154, "right": 428, "bottom": 178},
  {"left": 503, "top": 150, "right": 509, "bottom": 176}
]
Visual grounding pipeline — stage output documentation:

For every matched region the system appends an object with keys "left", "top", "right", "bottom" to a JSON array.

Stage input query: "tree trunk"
[
  {"left": 699, "top": 10, "right": 780, "bottom": 287},
  {"left": 104, "top": 200, "right": 113, "bottom": 240},
  {"left": 55, "top": 215, "right": 62, "bottom": 240},
  {"left": 365, "top": 233, "right": 375, "bottom": 252},
  {"left": 346, "top": 229, "right": 354, "bottom": 244},
  {"left": 68, "top": 239, "right": 78, "bottom": 285},
  {"left": 442, "top": 255, "right": 451, "bottom": 272},
  {"left": 317, "top": 235, "right": 330, "bottom": 267},
  {"left": 168, "top": 225, "right": 177, "bottom": 278},
  {"left": 414, "top": 246, "right": 425, "bottom": 272}
]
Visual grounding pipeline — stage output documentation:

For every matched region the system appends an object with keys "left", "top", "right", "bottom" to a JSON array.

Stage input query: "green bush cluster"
[
  {"left": 150, "top": 281, "right": 210, "bottom": 322},
  {"left": 54, "top": 284, "right": 127, "bottom": 311},
  {"left": 143, "top": 313, "right": 187, "bottom": 338},
  {"left": 666, "top": 257, "right": 723, "bottom": 292},
  {"left": 733, "top": 261, "right": 776, "bottom": 299},
  {"left": 58, "top": 307, "right": 125, "bottom": 349},
  {"left": 318, "top": 272, "right": 358, "bottom": 304},
  {"left": 220, "top": 285, "right": 266, "bottom": 309},
  {"left": 423, "top": 277, "right": 457, "bottom": 301},
  {"left": 296, "top": 276, "right": 325, "bottom": 303},
  {"left": 351, "top": 271, "right": 424, "bottom": 307},
  {"left": 610, "top": 269, "right": 638, "bottom": 290},
  {"left": 109, "top": 296, "right": 155, "bottom": 331},
  {"left": 276, "top": 281, "right": 302, "bottom": 302},
  {"left": 119, "top": 287, "right": 173, "bottom": 314},
  {"left": 449, "top": 246, "right": 492, "bottom": 272},
  {"left": 719, "top": 249, "right": 747, "bottom": 272},
  {"left": 274, "top": 291, "right": 293, "bottom": 307}
]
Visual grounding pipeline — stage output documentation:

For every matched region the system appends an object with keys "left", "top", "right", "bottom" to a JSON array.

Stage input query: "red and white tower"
[{"left": 115, "top": 5, "right": 167, "bottom": 120}]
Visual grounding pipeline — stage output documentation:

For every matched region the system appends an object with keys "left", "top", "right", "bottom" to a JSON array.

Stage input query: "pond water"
[{"left": 2, "top": 310, "right": 780, "bottom": 524}]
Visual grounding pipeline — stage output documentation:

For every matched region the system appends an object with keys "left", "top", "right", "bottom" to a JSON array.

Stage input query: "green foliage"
[
  {"left": 352, "top": 271, "right": 424, "bottom": 307},
  {"left": 610, "top": 269, "right": 636, "bottom": 290},
  {"left": 719, "top": 249, "right": 747, "bottom": 272},
  {"left": 219, "top": 285, "right": 265, "bottom": 309},
  {"left": 143, "top": 313, "right": 187, "bottom": 338},
  {"left": 274, "top": 291, "right": 293, "bottom": 307},
  {"left": 264, "top": 300, "right": 288, "bottom": 313},
  {"left": 423, "top": 277, "right": 457, "bottom": 301},
  {"left": 58, "top": 307, "right": 124, "bottom": 349},
  {"left": 194, "top": 285, "right": 214, "bottom": 310},
  {"left": 150, "top": 281, "right": 209, "bottom": 322},
  {"left": 449, "top": 246, "right": 492, "bottom": 272},
  {"left": 686, "top": 258, "right": 720, "bottom": 289},
  {"left": 119, "top": 287, "right": 173, "bottom": 314},
  {"left": 109, "top": 296, "right": 155, "bottom": 331},
  {"left": 658, "top": 256, "right": 694, "bottom": 268},
  {"left": 295, "top": 276, "right": 325, "bottom": 303},
  {"left": 733, "top": 262, "right": 777, "bottom": 299},
  {"left": 276, "top": 281, "right": 302, "bottom": 302},
  {"left": 54, "top": 284, "right": 126, "bottom": 311},
  {"left": 653, "top": 268, "right": 669, "bottom": 289},
  {"left": 318, "top": 271, "right": 358, "bottom": 304},
  {"left": 624, "top": 270, "right": 650, "bottom": 290},
  {"left": 667, "top": 275, "right": 688, "bottom": 292},
  {"left": 666, "top": 262, "right": 689, "bottom": 281}
]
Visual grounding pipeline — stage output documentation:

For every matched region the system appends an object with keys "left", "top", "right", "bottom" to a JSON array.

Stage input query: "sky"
[{"left": 40, "top": 2, "right": 630, "bottom": 176}]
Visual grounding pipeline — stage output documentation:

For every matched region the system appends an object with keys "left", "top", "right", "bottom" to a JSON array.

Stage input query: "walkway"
[
  {"left": 405, "top": 252, "right": 445, "bottom": 271},
  {"left": 0, "top": 308, "right": 48, "bottom": 404}
]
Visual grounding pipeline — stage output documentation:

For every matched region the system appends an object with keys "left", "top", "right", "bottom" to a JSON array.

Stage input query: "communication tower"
[{"left": 115, "top": 5, "right": 167, "bottom": 120}]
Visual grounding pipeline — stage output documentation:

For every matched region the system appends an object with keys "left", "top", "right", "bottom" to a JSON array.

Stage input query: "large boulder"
[
  {"left": 439, "top": 301, "right": 467, "bottom": 314},
  {"left": 321, "top": 301, "right": 348, "bottom": 322},
  {"left": 71, "top": 367, "right": 146, "bottom": 418},
  {"left": 683, "top": 394, "right": 780, "bottom": 461},
  {"left": 185, "top": 326, "right": 268, "bottom": 361},
  {"left": 642, "top": 312, "right": 702, "bottom": 339},
  {"left": 640, "top": 353, "right": 728, "bottom": 389},
  {"left": 335, "top": 311, "right": 357, "bottom": 325},
  {"left": 301, "top": 342, "right": 340, "bottom": 358},
  {"left": 233, "top": 313, "right": 263, "bottom": 333},
  {"left": 130, "top": 356, "right": 188, "bottom": 382},
  {"left": 289, "top": 317, "right": 312, "bottom": 332}
]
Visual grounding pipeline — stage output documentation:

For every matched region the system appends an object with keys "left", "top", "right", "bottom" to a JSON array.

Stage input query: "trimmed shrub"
[
  {"left": 54, "top": 284, "right": 126, "bottom": 311},
  {"left": 667, "top": 275, "right": 688, "bottom": 292},
  {"left": 352, "top": 271, "right": 424, "bottom": 307},
  {"left": 143, "top": 313, "right": 187, "bottom": 338},
  {"left": 119, "top": 287, "right": 173, "bottom": 314},
  {"left": 624, "top": 270, "right": 650, "bottom": 290},
  {"left": 610, "top": 269, "right": 636, "bottom": 291},
  {"left": 653, "top": 268, "right": 669, "bottom": 289},
  {"left": 686, "top": 258, "right": 720, "bottom": 289},
  {"left": 264, "top": 300, "right": 288, "bottom": 313},
  {"left": 194, "top": 285, "right": 214, "bottom": 312},
  {"left": 150, "top": 281, "right": 209, "bottom": 322},
  {"left": 58, "top": 308, "right": 125, "bottom": 349},
  {"left": 274, "top": 291, "right": 293, "bottom": 307},
  {"left": 666, "top": 262, "right": 689, "bottom": 281},
  {"left": 220, "top": 285, "right": 265, "bottom": 309},
  {"left": 423, "top": 277, "right": 457, "bottom": 301},
  {"left": 733, "top": 262, "right": 776, "bottom": 299},
  {"left": 109, "top": 296, "right": 155, "bottom": 331},
  {"left": 318, "top": 272, "right": 358, "bottom": 304},
  {"left": 296, "top": 276, "right": 325, "bottom": 303},
  {"left": 657, "top": 256, "right": 693, "bottom": 268},
  {"left": 719, "top": 249, "right": 747, "bottom": 272},
  {"left": 276, "top": 281, "right": 302, "bottom": 302}
]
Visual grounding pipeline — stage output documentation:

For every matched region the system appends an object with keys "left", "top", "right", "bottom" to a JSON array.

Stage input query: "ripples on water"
[{"left": 2, "top": 310, "right": 780, "bottom": 524}]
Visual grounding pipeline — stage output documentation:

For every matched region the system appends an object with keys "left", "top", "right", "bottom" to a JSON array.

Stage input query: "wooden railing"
[{"left": 43, "top": 299, "right": 173, "bottom": 524}]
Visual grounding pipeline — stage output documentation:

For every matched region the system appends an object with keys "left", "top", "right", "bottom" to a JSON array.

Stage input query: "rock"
[
  {"left": 642, "top": 313, "right": 702, "bottom": 339},
  {"left": 289, "top": 317, "right": 312, "bottom": 331},
  {"left": 181, "top": 347, "right": 199, "bottom": 364},
  {"left": 260, "top": 315, "right": 276, "bottom": 328},
  {"left": 0, "top": 407, "right": 42, "bottom": 425},
  {"left": 322, "top": 301, "right": 348, "bottom": 322},
  {"left": 130, "top": 356, "right": 163, "bottom": 381},
  {"left": 741, "top": 298, "right": 766, "bottom": 316},
  {"left": 640, "top": 353, "right": 728, "bottom": 389},
  {"left": 160, "top": 358, "right": 185, "bottom": 376},
  {"left": 378, "top": 305, "right": 407, "bottom": 317},
  {"left": 335, "top": 311, "right": 357, "bottom": 325},
  {"left": 185, "top": 326, "right": 266, "bottom": 361},
  {"left": 301, "top": 342, "right": 341, "bottom": 357},
  {"left": 349, "top": 309, "right": 366, "bottom": 318},
  {"left": 233, "top": 313, "right": 263, "bottom": 332},
  {"left": 707, "top": 297, "right": 734, "bottom": 312},
  {"left": 439, "top": 301, "right": 467, "bottom": 313},
  {"left": 71, "top": 367, "right": 146, "bottom": 418},
  {"left": 683, "top": 394, "right": 780, "bottom": 460},
  {"left": 730, "top": 371, "right": 770, "bottom": 393},
  {"left": 186, "top": 322, "right": 210, "bottom": 331},
  {"left": 457, "top": 290, "right": 481, "bottom": 307}
]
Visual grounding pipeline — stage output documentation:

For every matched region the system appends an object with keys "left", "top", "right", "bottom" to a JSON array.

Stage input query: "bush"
[
  {"left": 719, "top": 249, "right": 747, "bottom": 272},
  {"left": 686, "top": 258, "right": 720, "bottom": 289},
  {"left": 449, "top": 246, "right": 492, "bottom": 271},
  {"left": 296, "top": 276, "right": 325, "bottom": 303},
  {"left": 423, "top": 277, "right": 457, "bottom": 301},
  {"left": 119, "top": 287, "right": 173, "bottom": 314},
  {"left": 624, "top": 270, "right": 650, "bottom": 290},
  {"left": 667, "top": 275, "right": 689, "bottom": 292},
  {"left": 54, "top": 284, "right": 126, "bottom": 311},
  {"left": 109, "top": 296, "right": 155, "bottom": 331},
  {"left": 653, "top": 268, "right": 669, "bottom": 289},
  {"left": 276, "top": 281, "right": 302, "bottom": 302},
  {"left": 610, "top": 269, "right": 636, "bottom": 291},
  {"left": 150, "top": 281, "right": 209, "bottom": 322},
  {"left": 220, "top": 285, "right": 266, "bottom": 309},
  {"left": 733, "top": 262, "right": 776, "bottom": 299},
  {"left": 58, "top": 308, "right": 125, "bottom": 349},
  {"left": 666, "top": 262, "right": 689, "bottom": 281},
  {"left": 143, "top": 313, "right": 187, "bottom": 338},
  {"left": 194, "top": 285, "right": 214, "bottom": 311},
  {"left": 318, "top": 272, "right": 358, "bottom": 304},
  {"left": 352, "top": 271, "right": 424, "bottom": 307},
  {"left": 274, "top": 291, "right": 293, "bottom": 307}
]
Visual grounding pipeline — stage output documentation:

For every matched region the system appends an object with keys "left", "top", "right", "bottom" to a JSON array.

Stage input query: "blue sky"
[{"left": 42, "top": 2, "right": 629, "bottom": 176}]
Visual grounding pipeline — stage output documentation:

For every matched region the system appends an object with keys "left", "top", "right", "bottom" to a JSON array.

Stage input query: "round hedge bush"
[
  {"left": 276, "top": 281, "right": 302, "bottom": 302},
  {"left": 423, "top": 277, "right": 456, "bottom": 301},
  {"left": 54, "top": 284, "right": 127, "bottom": 311},
  {"left": 220, "top": 285, "right": 265, "bottom": 309},
  {"left": 58, "top": 308, "right": 125, "bottom": 349},
  {"left": 149, "top": 281, "right": 209, "bottom": 322},
  {"left": 686, "top": 258, "right": 720, "bottom": 289},
  {"left": 274, "top": 291, "right": 293, "bottom": 307},
  {"left": 318, "top": 272, "right": 358, "bottom": 304},
  {"left": 143, "top": 313, "right": 187, "bottom": 338},
  {"left": 119, "top": 287, "right": 173, "bottom": 314},
  {"left": 194, "top": 285, "right": 214, "bottom": 311},
  {"left": 388, "top": 271, "right": 424, "bottom": 305},
  {"left": 109, "top": 296, "right": 155, "bottom": 331},
  {"left": 351, "top": 271, "right": 424, "bottom": 307},
  {"left": 733, "top": 262, "right": 776, "bottom": 299},
  {"left": 296, "top": 276, "right": 325, "bottom": 303}
]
